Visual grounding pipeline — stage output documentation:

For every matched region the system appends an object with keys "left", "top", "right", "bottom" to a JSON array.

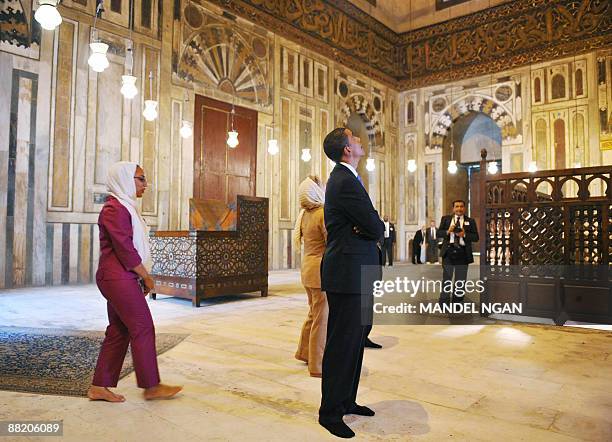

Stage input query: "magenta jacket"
[{"left": 96, "top": 196, "right": 143, "bottom": 281}]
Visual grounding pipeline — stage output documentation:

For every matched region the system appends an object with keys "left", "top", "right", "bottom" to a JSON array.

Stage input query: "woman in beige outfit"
[{"left": 294, "top": 176, "right": 328, "bottom": 377}]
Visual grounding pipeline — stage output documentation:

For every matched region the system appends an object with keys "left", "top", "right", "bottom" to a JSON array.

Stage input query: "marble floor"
[{"left": 0, "top": 268, "right": 611, "bottom": 441}]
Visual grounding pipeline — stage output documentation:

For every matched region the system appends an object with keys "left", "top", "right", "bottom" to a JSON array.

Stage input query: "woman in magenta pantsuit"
[{"left": 87, "top": 162, "right": 182, "bottom": 402}]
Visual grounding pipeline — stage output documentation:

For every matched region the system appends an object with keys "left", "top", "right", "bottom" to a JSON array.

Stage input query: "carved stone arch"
[
  {"left": 430, "top": 95, "right": 518, "bottom": 149},
  {"left": 177, "top": 25, "right": 270, "bottom": 106},
  {"left": 340, "top": 94, "right": 382, "bottom": 147}
]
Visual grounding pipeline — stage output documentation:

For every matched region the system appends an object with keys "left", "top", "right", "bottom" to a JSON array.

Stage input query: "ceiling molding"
[{"left": 205, "top": 0, "right": 612, "bottom": 90}]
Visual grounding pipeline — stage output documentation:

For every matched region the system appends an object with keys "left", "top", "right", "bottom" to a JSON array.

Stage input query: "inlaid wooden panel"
[
  {"left": 281, "top": 47, "right": 298, "bottom": 93},
  {"left": 134, "top": 0, "right": 159, "bottom": 39},
  {"left": 50, "top": 21, "right": 76, "bottom": 209},
  {"left": 554, "top": 118, "right": 566, "bottom": 169}
]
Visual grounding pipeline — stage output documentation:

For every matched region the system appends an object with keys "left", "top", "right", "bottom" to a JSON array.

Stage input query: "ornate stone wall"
[
  {"left": 1, "top": 0, "right": 610, "bottom": 287},
  {"left": 203, "top": 0, "right": 612, "bottom": 89},
  {"left": 399, "top": 49, "right": 612, "bottom": 258}
]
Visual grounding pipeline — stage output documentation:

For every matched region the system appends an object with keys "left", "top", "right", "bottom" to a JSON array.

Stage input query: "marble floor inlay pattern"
[{"left": 0, "top": 269, "right": 610, "bottom": 441}]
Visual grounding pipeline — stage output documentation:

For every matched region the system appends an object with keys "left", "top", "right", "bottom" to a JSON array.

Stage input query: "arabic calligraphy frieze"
[
  {"left": 400, "top": 0, "right": 612, "bottom": 88},
  {"left": 204, "top": 0, "right": 611, "bottom": 89}
]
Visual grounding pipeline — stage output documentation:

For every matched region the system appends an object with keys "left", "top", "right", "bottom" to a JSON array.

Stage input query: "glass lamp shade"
[
  {"left": 447, "top": 160, "right": 458, "bottom": 174},
  {"left": 120, "top": 75, "right": 138, "bottom": 99},
  {"left": 267, "top": 139, "right": 279, "bottom": 155},
  {"left": 366, "top": 157, "right": 375, "bottom": 171},
  {"left": 407, "top": 159, "right": 417, "bottom": 173},
  {"left": 227, "top": 130, "right": 239, "bottom": 148},
  {"left": 34, "top": 1, "right": 62, "bottom": 31},
  {"left": 301, "top": 148, "right": 311, "bottom": 162},
  {"left": 487, "top": 161, "right": 499, "bottom": 174},
  {"left": 527, "top": 161, "right": 538, "bottom": 173},
  {"left": 179, "top": 121, "right": 192, "bottom": 139},
  {"left": 88, "top": 42, "right": 110, "bottom": 73},
  {"left": 142, "top": 100, "right": 158, "bottom": 121}
]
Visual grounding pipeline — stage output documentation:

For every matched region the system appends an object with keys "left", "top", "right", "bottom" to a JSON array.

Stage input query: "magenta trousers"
[{"left": 92, "top": 278, "right": 160, "bottom": 389}]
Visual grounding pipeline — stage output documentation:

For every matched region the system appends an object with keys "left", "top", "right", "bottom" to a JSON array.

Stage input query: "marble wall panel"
[
  {"left": 0, "top": 53, "right": 11, "bottom": 288},
  {"left": 52, "top": 223, "right": 63, "bottom": 285},
  {"left": 94, "top": 60, "right": 124, "bottom": 185},
  {"left": 12, "top": 76, "right": 34, "bottom": 286},
  {"left": 169, "top": 100, "right": 182, "bottom": 230},
  {"left": 78, "top": 223, "right": 92, "bottom": 283},
  {"left": 280, "top": 97, "right": 291, "bottom": 220},
  {"left": 141, "top": 45, "right": 160, "bottom": 215},
  {"left": 50, "top": 21, "right": 76, "bottom": 209}
]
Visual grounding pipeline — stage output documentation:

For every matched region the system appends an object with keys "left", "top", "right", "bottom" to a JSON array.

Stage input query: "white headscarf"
[
  {"left": 293, "top": 177, "right": 325, "bottom": 248},
  {"left": 106, "top": 161, "right": 152, "bottom": 271}
]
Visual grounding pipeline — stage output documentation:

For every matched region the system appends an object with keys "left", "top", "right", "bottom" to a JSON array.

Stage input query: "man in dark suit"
[
  {"left": 319, "top": 127, "right": 384, "bottom": 439},
  {"left": 437, "top": 199, "right": 479, "bottom": 304},
  {"left": 381, "top": 215, "right": 396, "bottom": 266},
  {"left": 426, "top": 220, "right": 439, "bottom": 263},
  {"left": 412, "top": 227, "right": 425, "bottom": 264}
]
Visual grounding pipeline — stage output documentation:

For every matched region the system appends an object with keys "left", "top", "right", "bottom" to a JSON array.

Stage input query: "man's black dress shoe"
[
  {"left": 318, "top": 418, "right": 355, "bottom": 438},
  {"left": 364, "top": 338, "right": 382, "bottom": 349},
  {"left": 346, "top": 404, "right": 375, "bottom": 416}
]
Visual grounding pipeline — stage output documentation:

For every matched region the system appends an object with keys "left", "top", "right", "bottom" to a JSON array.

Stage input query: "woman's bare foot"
[
  {"left": 143, "top": 384, "right": 183, "bottom": 400},
  {"left": 87, "top": 386, "right": 126, "bottom": 402}
]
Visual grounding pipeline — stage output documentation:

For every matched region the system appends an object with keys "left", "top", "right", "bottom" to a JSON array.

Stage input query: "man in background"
[
  {"left": 426, "top": 219, "right": 439, "bottom": 264},
  {"left": 437, "top": 200, "right": 479, "bottom": 305},
  {"left": 412, "top": 226, "right": 426, "bottom": 264},
  {"left": 381, "top": 215, "right": 396, "bottom": 266}
]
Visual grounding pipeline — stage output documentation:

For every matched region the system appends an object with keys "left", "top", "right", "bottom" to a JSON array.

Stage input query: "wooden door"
[
  {"left": 193, "top": 95, "right": 257, "bottom": 204},
  {"left": 554, "top": 119, "right": 566, "bottom": 169}
]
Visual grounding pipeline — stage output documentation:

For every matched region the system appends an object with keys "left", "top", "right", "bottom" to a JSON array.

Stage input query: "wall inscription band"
[{"left": 205, "top": 0, "right": 612, "bottom": 89}]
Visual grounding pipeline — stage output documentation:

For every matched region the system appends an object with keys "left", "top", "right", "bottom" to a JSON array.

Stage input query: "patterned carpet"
[{"left": 0, "top": 326, "right": 187, "bottom": 397}]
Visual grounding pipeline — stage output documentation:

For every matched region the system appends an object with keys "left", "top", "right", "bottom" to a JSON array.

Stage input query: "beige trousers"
[{"left": 295, "top": 287, "right": 329, "bottom": 375}]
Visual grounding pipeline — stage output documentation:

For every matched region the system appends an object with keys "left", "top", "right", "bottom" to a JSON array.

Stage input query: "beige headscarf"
[
  {"left": 106, "top": 161, "right": 152, "bottom": 271},
  {"left": 293, "top": 176, "right": 325, "bottom": 248}
]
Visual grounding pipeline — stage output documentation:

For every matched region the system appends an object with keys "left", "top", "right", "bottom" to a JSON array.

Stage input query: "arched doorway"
[{"left": 443, "top": 112, "right": 501, "bottom": 227}]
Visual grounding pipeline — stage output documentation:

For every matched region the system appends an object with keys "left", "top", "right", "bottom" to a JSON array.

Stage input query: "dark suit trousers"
[
  {"left": 439, "top": 247, "right": 469, "bottom": 303},
  {"left": 319, "top": 292, "right": 368, "bottom": 422},
  {"left": 382, "top": 238, "right": 393, "bottom": 266}
]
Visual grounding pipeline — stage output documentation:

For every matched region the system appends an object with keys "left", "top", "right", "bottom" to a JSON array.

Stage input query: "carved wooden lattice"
[
  {"left": 518, "top": 206, "right": 565, "bottom": 265},
  {"left": 195, "top": 198, "right": 268, "bottom": 278},
  {"left": 151, "top": 196, "right": 268, "bottom": 279},
  {"left": 480, "top": 156, "right": 611, "bottom": 324},
  {"left": 151, "top": 236, "right": 197, "bottom": 278},
  {"left": 485, "top": 208, "right": 513, "bottom": 266},
  {"left": 149, "top": 195, "right": 269, "bottom": 306},
  {"left": 569, "top": 206, "right": 603, "bottom": 265},
  {"left": 482, "top": 166, "right": 611, "bottom": 267}
]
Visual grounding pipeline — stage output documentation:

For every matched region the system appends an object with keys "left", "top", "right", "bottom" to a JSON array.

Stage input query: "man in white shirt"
[
  {"left": 437, "top": 200, "right": 479, "bottom": 305},
  {"left": 381, "top": 215, "right": 396, "bottom": 266}
]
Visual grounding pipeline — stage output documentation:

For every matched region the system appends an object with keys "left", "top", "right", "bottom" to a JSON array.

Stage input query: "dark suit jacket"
[
  {"left": 413, "top": 229, "right": 424, "bottom": 247},
  {"left": 386, "top": 223, "right": 396, "bottom": 243},
  {"left": 437, "top": 215, "right": 479, "bottom": 264},
  {"left": 321, "top": 163, "right": 385, "bottom": 294},
  {"left": 426, "top": 227, "right": 437, "bottom": 242}
]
